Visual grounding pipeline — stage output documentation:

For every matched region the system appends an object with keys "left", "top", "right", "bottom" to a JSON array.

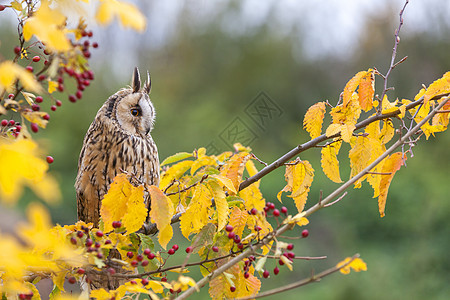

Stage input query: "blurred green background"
[{"left": 1, "top": 0, "right": 449, "bottom": 299}]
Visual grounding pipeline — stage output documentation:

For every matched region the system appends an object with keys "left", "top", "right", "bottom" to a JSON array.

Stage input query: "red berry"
[
  {"left": 1, "top": 120, "right": 7, "bottom": 126},
  {"left": 130, "top": 280, "right": 137, "bottom": 285},
  {"left": 168, "top": 248, "right": 175, "bottom": 255},
  {"left": 86, "top": 70, "right": 94, "bottom": 80},
  {"left": 302, "top": 229, "right": 309, "bottom": 238},
  {"left": 83, "top": 40, "right": 90, "bottom": 47},
  {"left": 76, "top": 268, "right": 85, "bottom": 275},
  {"left": 281, "top": 206, "right": 288, "bottom": 214},
  {"left": 268, "top": 202, "right": 275, "bottom": 210},
  {"left": 233, "top": 235, "right": 241, "bottom": 244},
  {"left": 141, "top": 260, "right": 149, "bottom": 267},
  {"left": 287, "top": 244, "right": 294, "bottom": 250},
  {"left": 287, "top": 252, "right": 295, "bottom": 259},
  {"left": 85, "top": 238, "right": 93, "bottom": 247},
  {"left": 263, "top": 270, "right": 270, "bottom": 278},
  {"left": 273, "top": 209, "right": 280, "bottom": 217},
  {"left": 43, "top": 114, "right": 50, "bottom": 120},
  {"left": 78, "top": 84, "right": 85, "bottom": 91},
  {"left": 112, "top": 221, "right": 122, "bottom": 228},
  {"left": 45, "top": 156, "right": 54, "bottom": 164},
  {"left": 105, "top": 240, "right": 112, "bottom": 245},
  {"left": 68, "top": 277, "right": 76, "bottom": 284},
  {"left": 76, "top": 90, "right": 83, "bottom": 99},
  {"left": 96, "top": 230, "right": 103, "bottom": 237},
  {"left": 212, "top": 246, "right": 219, "bottom": 252},
  {"left": 143, "top": 248, "right": 151, "bottom": 255},
  {"left": 97, "top": 252, "right": 103, "bottom": 259},
  {"left": 244, "top": 272, "right": 250, "bottom": 279},
  {"left": 147, "top": 253, "right": 155, "bottom": 260},
  {"left": 172, "top": 244, "right": 179, "bottom": 251},
  {"left": 225, "top": 225, "right": 233, "bottom": 232},
  {"left": 127, "top": 251, "right": 134, "bottom": 259},
  {"left": 15, "top": 125, "right": 21, "bottom": 132},
  {"left": 185, "top": 246, "right": 193, "bottom": 253},
  {"left": 94, "top": 242, "right": 101, "bottom": 248},
  {"left": 57, "top": 84, "right": 64, "bottom": 92},
  {"left": 250, "top": 208, "right": 257, "bottom": 215},
  {"left": 35, "top": 96, "right": 43, "bottom": 103},
  {"left": 237, "top": 243, "right": 244, "bottom": 249},
  {"left": 83, "top": 51, "right": 91, "bottom": 58},
  {"left": 83, "top": 79, "right": 90, "bottom": 86},
  {"left": 37, "top": 75, "right": 46, "bottom": 81},
  {"left": 228, "top": 232, "right": 235, "bottom": 239},
  {"left": 141, "top": 278, "right": 149, "bottom": 285},
  {"left": 131, "top": 260, "right": 138, "bottom": 267},
  {"left": 70, "top": 237, "right": 77, "bottom": 245},
  {"left": 25, "top": 66, "right": 33, "bottom": 72},
  {"left": 249, "top": 255, "right": 255, "bottom": 261},
  {"left": 69, "top": 94, "right": 77, "bottom": 102},
  {"left": 31, "top": 123, "right": 39, "bottom": 133},
  {"left": 136, "top": 254, "right": 143, "bottom": 262},
  {"left": 8, "top": 93, "right": 14, "bottom": 99},
  {"left": 254, "top": 225, "right": 262, "bottom": 232},
  {"left": 161, "top": 277, "right": 167, "bottom": 282},
  {"left": 31, "top": 104, "right": 40, "bottom": 111},
  {"left": 279, "top": 259, "right": 284, "bottom": 265},
  {"left": 274, "top": 267, "right": 280, "bottom": 275},
  {"left": 14, "top": 46, "right": 21, "bottom": 54},
  {"left": 92, "top": 42, "right": 99, "bottom": 48},
  {"left": 32, "top": 56, "right": 40, "bottom": 62},
  {"left": 230, "top": 286, "right": 236, "bottom": 292},
  {"left": 87, "top": 31, "right": 93, "bottom": 37},
  {"left": 56, "top": 99, "right": 62, "bottom": 106},
  {"left": 107, "top": 267, "right": 115, "bottom": 275},
  {"left": 44, "top": 49, "right": 50, "bottom": 55}
]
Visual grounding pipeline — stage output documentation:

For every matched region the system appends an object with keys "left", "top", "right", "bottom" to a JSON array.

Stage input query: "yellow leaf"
[
  {"left": 100, "top": 174, "right": 131, "bottom": 232},
  {"left": 378, "top": 152, "right": 405, "bottom": 217},
  {"left": 22, "top": 111, "right": 49, "bottom": 128},
  {"left": 0, "top": 139, "right": 60, "bottom": 203},
  {"left": 220, "top": 152, "right": 250, "bottom": 191},
  {"left": 48, "top": 80, "right": 58, "bottom": 94},
  {"left": 210, "top": 174, "right": 237, "bottom": 195},
  {"left": 159, "top": 160, "right": 193, "bottom": 190},
  {"left": 423, "top": 71, "right": 450, "bottom": 104},
  {"left": 321, "top": 140, "right": 342, "bottom": 183},
  {"left": 0, "top": 61, "right": 42, "bottom": 94},
  {"left": 278, "top": 159, "right": 314, "bottom": 213},
  {"left": 325, "top": 123, "right": 341, "bottom": 137},
  {"left": 180, "top": 184, "right": 211, "bottom": 239},
  {"left": 53, "top": 270, "right": 68, "bottom": 292},
  {"left": 207, "top": 181, "right": 229, "bottom": 232},
  {"left": 380, "top": 119, "right": 395, "bottom": 144},
  {"left": 10, "top": 0, "right": 23, "bottom": 11},
  {"left": 121, "top": 185, "right": 146, "bottom": 233},
  {"left": 303, "top": 101, "right": 326, "bottom": 139},
  {"left": 343, "top": 70, "right": 366, "bottom": 107},
  {"left": 245, "top": 159, "right": 258, "bottom": 177},
  {"left": 191, "top": 154, "right": 216, "bottom": 175},
  {"left": 148, "top": 185, "right": 174, "bottom": 248},
  {"left": 337, "top": 257, "right": 367, "bottom": 274},
  {"left": 341, "top": 123, "right": 356, "bottom": 143},
  {"left": 348, "top": 136, "right": 375, "bottom": 188},
  {"left": 228, "top": 207, "right": 248, "bottom": 237},
  {"left": 22, "top": 92, "right": 36, "bottom": 105},
  {"left": 23, "top": 2, "right": 71, "bottom": 52},
  {"left": 96, "top": 0, "right": 146, "bottom": 32},
  {"left": 358, "top": 69, "right": 375, "bottom": 111}
]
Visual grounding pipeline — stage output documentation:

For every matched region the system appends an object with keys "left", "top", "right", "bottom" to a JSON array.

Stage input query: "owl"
[{"left": 75, "top": 68, "right": 159, "bottom": 227}]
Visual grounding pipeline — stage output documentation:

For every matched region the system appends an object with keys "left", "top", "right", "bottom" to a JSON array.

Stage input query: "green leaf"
[
  {"left": 161, "top": 152, "right": 193, "bottom": 166},
  {"left": 137, "top": 233, "right": 155, "bottom": 251}
]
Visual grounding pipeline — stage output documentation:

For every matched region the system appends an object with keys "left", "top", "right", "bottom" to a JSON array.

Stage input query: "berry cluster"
[{"left": 1, "top": 119, "right": 21, "bottom": 137}]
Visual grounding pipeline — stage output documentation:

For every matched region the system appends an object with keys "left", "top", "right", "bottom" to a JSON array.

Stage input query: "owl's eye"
[{"left": 130, "top": 108, "right": 141, "bottom": 117}]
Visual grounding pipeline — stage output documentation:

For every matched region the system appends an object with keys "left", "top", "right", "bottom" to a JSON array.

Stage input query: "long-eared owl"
[{"left": 75, "top": 68, "right": 159, "bottom": 227}]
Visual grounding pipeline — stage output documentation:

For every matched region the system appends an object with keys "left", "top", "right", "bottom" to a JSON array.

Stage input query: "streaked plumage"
[{"left": 75, "top": 68, "right": 159, "bottom": 227}]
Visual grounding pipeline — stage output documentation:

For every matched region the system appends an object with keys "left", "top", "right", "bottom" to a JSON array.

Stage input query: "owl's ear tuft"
[
  {"left": 143, "top": 71, "right": 151, "bottom": 94},
  {"left": 132, "top": 67, "right": 141, "bottom": 93}
]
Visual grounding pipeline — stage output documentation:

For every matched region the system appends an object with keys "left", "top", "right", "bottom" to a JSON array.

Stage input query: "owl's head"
[{"left": 104, "top": 68, "right": 155, "bottom": 137}]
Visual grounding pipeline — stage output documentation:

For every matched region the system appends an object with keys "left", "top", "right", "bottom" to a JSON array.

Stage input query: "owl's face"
[{"left": 115, "top": 92, "right": 155, "bottom": 137}]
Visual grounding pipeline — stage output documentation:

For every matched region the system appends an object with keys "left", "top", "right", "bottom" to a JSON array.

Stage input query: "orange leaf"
[
  {"left": 220, "top": 152, "right": 250, "bottom": 191},
  {"left": 378, "top": 152, "right": 405, "bottom": 217},
  {"left": 303, "top": 101, "right": 326, "bottom": 139},
  {"left": 343, "top": 70, "right": 366, "bottom": 107},
  {"left": 358, "top": 69, "right": 375, "bottom": 111},
  {"left": 228, "top": 207, "right": 248, "bottom": 238},
  {"left": 148, "top": 185, "right": 174, "bottom": 248}
]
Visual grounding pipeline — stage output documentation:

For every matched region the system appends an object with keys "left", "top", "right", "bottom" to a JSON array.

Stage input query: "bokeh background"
[{"left": 1, "top": 0, "right": 449, "bottom": 299}]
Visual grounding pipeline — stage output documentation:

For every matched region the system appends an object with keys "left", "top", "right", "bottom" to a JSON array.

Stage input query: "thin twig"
[
  {"left": 235, "top": 254, "right": 360, "bottom": 300},
  {"left": 323, "top": 192, "right": 347, "bottom": 208}
]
